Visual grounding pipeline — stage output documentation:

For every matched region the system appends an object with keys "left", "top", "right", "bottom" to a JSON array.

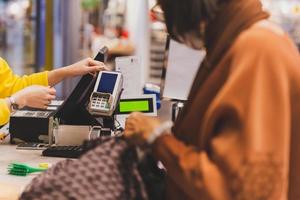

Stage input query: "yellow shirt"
[{"left": 0, "top": 58, "right": 48, "bottom": 125}]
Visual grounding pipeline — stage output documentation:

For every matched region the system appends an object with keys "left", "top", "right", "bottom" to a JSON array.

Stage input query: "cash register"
[
  {"left": 42, "top": 71, "right": 124, "bottom": 158},
  {"left": 42, "top": 47, "right": 156, "bottom": 158},
  {"left": 9, "top": 47, "right": 109, "bottom": 145},
  {"left": 41, "top": 44, "right": 127, "bottom": 158}
]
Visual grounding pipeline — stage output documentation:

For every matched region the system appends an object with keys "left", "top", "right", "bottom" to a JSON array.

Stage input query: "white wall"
[{"left": 126, "top": 0, "right": 150, "bottom": 84}]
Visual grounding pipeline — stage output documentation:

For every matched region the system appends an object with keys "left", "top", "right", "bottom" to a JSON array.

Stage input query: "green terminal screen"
[{"left": 119, "top": 100, "right": 150, "bottom": 113}]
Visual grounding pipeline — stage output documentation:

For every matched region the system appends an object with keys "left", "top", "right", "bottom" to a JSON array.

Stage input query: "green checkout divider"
[{"left": 119, "top": 101, "right": 149, "bottom": 113}]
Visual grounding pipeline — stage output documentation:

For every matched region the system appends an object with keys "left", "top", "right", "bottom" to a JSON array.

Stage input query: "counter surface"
[{"left": 0, "top": 143, "right": 65, "bottom": 199}]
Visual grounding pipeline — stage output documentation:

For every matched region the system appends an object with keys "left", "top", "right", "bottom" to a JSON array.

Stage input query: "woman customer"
[
  {"left": 125, "top": 0, "right": 300, "bottom": 199},
  {"left": 0, "top": 57, "right": 106, "bottom": 125}
]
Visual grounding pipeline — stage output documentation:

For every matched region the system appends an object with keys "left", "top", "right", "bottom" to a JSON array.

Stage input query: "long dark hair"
[{"left": 157, "top": 0, "right": 221, "bottom": 41}]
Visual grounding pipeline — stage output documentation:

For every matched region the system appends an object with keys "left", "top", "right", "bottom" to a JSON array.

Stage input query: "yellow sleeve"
[
  {"left": 0, "top": 58, "right": 49, "bottom": 98},
  {"left": 0, "top": 99, "right": 10, "bottom": 125}
]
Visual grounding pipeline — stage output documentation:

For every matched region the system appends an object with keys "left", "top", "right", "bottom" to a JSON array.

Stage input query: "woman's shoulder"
[
  {"left": 227, "top": 20, "right": 300, "bottom": 85},
  {"left": 232, "top": 20, "right": 295, "bottom": 54}
]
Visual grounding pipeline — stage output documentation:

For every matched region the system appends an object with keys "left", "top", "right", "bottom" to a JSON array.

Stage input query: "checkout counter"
[
  {"left": 0, "top": 48, "right": 172, "bottom": 199},
  {"left": 0, "top": 100, "right": 172, "bottom": 199},
  {"left": 0, "top": 137, "right": 64, "bottom": 200}
]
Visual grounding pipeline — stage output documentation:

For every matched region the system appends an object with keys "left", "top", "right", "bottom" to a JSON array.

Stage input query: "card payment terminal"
[{"left": 88, "top": 71, "right": 123, "bottom": 116}]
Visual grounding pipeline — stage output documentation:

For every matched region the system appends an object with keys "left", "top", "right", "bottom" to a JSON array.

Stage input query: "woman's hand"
[
  {"left": 124, "top": 112, "right": 161, "bottom": 146},
  {"left": 48, "top": 58, "right": 108, "bottom": 86},
  {"left": 12, "top": 85, "right": 56, "bottom": 109}
]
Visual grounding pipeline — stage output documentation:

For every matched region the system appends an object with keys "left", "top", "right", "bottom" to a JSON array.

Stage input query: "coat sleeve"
[{"left": 152, "top": 30, "right": 296, "bottom": 200}]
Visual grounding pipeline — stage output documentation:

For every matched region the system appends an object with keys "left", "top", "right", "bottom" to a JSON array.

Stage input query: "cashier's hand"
[
  {"left": 48, "top": 58, "right": 109, "bottom": 86},
  {"left": 124, "top": 112, "right": 161, "bottom": 146},
  {"left": 12, "top": 85, "right": 56, "bottom": 109},
  {"left": 63, "top": 58, "right": 108, "bottom": 77}
]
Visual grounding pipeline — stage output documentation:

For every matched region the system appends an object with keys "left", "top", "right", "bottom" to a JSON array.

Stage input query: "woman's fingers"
[
  {"left": 87, "top": 59, "right": 109, "bottom": 70},
  {"left": 46, "top": 94, "right": 56, "bottom": 100},
  {"left": 86, "top": 66, "right": 103, "bottom": 74},
  {"left": 87, "top": 59, "right": 104, "bottom": 67},
  {"left": 47, "top": 87, "right": 56, "bottom": 95},
  {"left": 123, "top": 129, "right": 134, "bottom": 138},
  {"left": 87, "top": 58, "right": 107, "bottom": 68},
  {"left": 39, "top": 93, "right": 56, "bottom": 109}
]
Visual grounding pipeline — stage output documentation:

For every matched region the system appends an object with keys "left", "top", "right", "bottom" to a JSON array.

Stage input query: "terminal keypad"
[{"left": 91, "top": 94, "right": 110, "bottom": 110}]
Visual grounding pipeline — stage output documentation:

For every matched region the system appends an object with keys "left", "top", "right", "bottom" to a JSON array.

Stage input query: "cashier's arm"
[
  {"left": 48, "top": 58, "right": 107, "bottom": 86},
  {"left": 8, "top": 58, "right": 107, "bottom": 110}
]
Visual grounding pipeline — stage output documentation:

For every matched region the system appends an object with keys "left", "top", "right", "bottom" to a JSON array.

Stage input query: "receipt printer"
[{"left": 9, "top": 110, "right": 57, "bottom": 144}]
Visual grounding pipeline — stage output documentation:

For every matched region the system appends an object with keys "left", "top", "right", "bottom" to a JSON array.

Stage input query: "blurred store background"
[{"left": 0, "top": 0, "right": 299, "bottom": 98}]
